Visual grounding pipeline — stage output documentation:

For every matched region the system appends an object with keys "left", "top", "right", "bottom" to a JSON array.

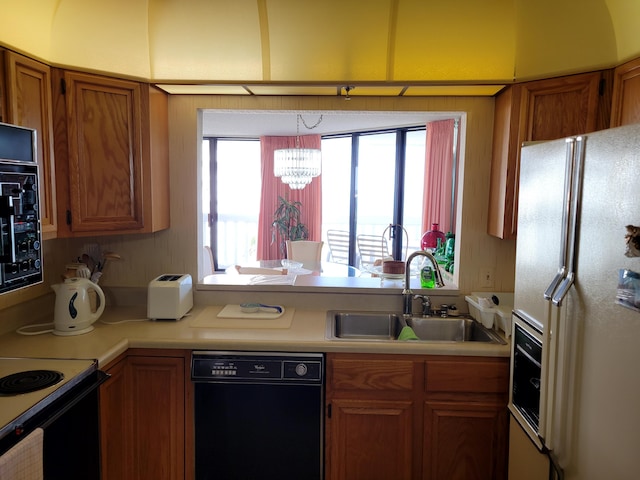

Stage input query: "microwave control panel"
[{"left": 0, "top": 165, "right": 42, "bottom": 294}]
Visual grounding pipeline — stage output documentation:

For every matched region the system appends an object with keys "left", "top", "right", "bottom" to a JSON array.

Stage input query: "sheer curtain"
[
  {"left": 257, "top": 135, "right": 322, "bottom": 260},
  {"left": 421, "top": 119, "right": 456, "bottom": 235}
]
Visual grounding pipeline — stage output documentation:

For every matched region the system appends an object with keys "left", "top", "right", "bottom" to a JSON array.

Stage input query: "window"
[
  {"left": 204, "top": 121, "right": 458, "bottom": 273},
  {"left": 202, "top": 138, "right": 261, "bottom": 269},
  {"left": 321, "top": 128, "right": 427, "bottom": 266}
]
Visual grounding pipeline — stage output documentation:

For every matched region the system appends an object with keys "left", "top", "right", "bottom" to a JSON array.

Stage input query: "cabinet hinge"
[
  {"left": 60, "top": 78, "right": 66, "bottom": 95},
  {"left": 327, "top": 403, "right": 332, "bottom": 419},
  {"left": 599, "top": 78, "right": 606, "bottom": 96},
  {"left": 66, "top": 209, "right": 72, "bottom": 225}
]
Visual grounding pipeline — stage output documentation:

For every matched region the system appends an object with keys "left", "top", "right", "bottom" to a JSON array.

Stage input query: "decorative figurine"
[{"left": 625, "top": 225, "right": 640, "bottom": 257}]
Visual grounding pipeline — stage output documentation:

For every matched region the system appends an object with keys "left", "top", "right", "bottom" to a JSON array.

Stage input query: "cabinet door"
[
  {"left": 423, "top": 357, "right": 509, "bottom": 480},
  {"left": 610, "top": 57, "right": 640, "bottom": 127},
  {"left": 4, "top": 51, "right": 57, "bottom": 238},
  {"left": 100, "top": 357, "right": 132, "bottom": 480},
  {"left": 328, "top": 399, "right": 414, "bottom": 480},
  {"left": 127, "top": 355, "right": 185, "bottom": 480},
  {"left": 423, "top": 401, "right": 507, "bottom": 480},
  {"left": 64, "top": 71, "right": 144, "bottom": 232},
  {"left": 488, "top": 72, "right": 601, "bottom": 239},
  {"left": 522, "top": 72, "right": 601, "bottom": 141},
  {"left": 487, "top": 85, "right": 522, "bottom": 239}
]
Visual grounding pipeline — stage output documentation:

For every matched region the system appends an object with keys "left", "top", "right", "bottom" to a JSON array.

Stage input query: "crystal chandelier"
[{"left": 274, "top": 114, "right": 323, "bottom": 190}]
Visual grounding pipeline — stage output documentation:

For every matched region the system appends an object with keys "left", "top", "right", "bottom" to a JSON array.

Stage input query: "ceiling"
[{"left": 1, "top": 0, "right": 639, "bottom": 98}]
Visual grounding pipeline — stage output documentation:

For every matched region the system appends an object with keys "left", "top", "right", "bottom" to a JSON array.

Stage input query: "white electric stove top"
[{"left": 0, "top": 357, "right": 96, "bottom": 439}]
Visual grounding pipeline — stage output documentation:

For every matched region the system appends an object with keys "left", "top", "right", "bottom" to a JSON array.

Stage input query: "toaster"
[{"left": 147, "top": 274, "right": 193, "bottom": 320}]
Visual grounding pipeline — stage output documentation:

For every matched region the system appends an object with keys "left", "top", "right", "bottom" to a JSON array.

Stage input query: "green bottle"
[{"left": 420, "top": 265, "right": 435, "bottom": 288}]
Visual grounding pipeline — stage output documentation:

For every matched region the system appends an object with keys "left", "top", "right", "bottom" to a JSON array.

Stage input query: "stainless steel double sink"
[{"left": 326, "top": 311, "right": 506, "bottom": 344}]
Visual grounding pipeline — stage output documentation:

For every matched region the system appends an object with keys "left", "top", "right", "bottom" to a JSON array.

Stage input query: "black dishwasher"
[{"left": 191, "top": 351, "right": 324, "bottom": 480}]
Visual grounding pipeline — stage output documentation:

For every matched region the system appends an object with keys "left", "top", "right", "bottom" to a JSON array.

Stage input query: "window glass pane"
[
  {"left": 215, "top": 139, "right": 261, "bottom": 268},
  {"left": 321, "top": 136, "right": 352, "bottom": 240},
  {"left": 402, "top": 129, "right": 426, "bottom": 252},
  {"left": 202, "top": 139, "right": 211, "bottom": 251},
  {"left": 356, "top": 132, "right": 396, "bottom": 237},
  {"left": 356, "top": 132, "right": 396, "bottom": 266}
]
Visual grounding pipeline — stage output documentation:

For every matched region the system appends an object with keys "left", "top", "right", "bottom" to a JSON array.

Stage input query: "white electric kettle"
[{"left": 52, "top": 277, "right": 105, "bottom": 336}]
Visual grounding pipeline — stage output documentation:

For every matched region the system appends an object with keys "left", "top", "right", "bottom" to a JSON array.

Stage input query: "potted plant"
[{"left": 272, "top": 195, "right": 308, "bottom": 257}]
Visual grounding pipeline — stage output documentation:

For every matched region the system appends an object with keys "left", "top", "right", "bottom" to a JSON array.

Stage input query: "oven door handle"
[
  {"left": 515, "top": 344, "right": 541, "bottom": 368},
  {"left": 39, "top": 370, "right": 110, "bottom": 429}
]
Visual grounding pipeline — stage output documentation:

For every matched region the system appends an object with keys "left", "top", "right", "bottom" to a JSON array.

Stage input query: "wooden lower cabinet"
[
  {"left": 325, "top": 353, "right": 508, "bottom": 480},
  {"left": 100, "top": 354, "right": 130, "bottom": 479},
  {"left": 329, "top": 398, "right": 414, "bottom": 480},
  {"left": 100, "top": 349, "right": 191, "bottom": 480},
  {"left": 423, "top": 401, "right": 507, "bottom": 480}
]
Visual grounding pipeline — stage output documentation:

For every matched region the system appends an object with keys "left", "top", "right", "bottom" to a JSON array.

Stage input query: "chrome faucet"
[{"left": 402, "top": 251, "right": 445, "bottom": 316}]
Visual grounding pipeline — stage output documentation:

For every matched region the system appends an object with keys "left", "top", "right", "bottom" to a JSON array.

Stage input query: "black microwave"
[{"left": 0, "top": 122, "right": 42, "bottom": 294}]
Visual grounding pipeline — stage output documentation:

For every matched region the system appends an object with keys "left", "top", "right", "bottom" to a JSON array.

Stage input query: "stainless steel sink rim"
[{"left": 326, "top": 311, "right": 506, "bottom": 344}]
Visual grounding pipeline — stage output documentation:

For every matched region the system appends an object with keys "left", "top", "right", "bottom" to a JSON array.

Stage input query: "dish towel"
[
  {"left": 398, "top": 326, "right": 419, "bottom": 341},
  {"left": 0, "top": 428, "right": 44, "bottom": 480}
]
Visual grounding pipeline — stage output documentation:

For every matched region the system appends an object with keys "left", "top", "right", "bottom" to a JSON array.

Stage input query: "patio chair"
[
  {"left": 326, "top": 230, "right": 350, "bottom": 265},
  {"left": 356, "top": 234, "right": 391, "bottom": 271}
]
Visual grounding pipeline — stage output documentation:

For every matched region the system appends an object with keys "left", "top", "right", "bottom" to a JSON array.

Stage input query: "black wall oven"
[
  {"left": 509, "top": 311, "right": 544, "bottom": 450},
  {"left": 0, "top": 122, "right": 42, "bottom": 295}
]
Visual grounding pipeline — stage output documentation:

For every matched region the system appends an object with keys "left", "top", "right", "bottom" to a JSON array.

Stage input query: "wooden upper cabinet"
[
  {"left": 3, "top": 51, "right": 57, "bottom": 238},
  {"left": 610, "top": 57, "right": 640, "bottom": 127},
  {"left": 521, "top": 73, "right": 601, "bottom": 141},
  {"left": 65, "top": 72, "right": 144, "bottom": 232},
  {"left": 488, "top": 71, "right": 602, "bottom": 239},
  {"left": 53, "top": 69, "right": 169, "bottom": 236}
]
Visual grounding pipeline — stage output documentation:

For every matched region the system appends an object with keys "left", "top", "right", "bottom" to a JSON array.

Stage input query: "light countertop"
[{"left": 0, "top": 305, "right": 509, "bottom": 368}]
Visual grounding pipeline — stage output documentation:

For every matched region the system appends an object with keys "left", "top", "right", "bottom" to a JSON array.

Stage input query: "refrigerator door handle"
[
  {"left": 544, "top": 138, "right": 577, "bottom": 301},
  {"left": 552, "top": 136, "right": 586, "bottom": 307}
]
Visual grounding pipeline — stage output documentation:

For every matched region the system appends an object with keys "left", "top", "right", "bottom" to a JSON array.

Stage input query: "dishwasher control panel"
[{"left": 191, "top": 351, "right": 323, "bottom": 384}]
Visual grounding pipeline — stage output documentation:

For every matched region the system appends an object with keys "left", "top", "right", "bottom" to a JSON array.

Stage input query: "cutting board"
[{"left": 190, "top": 305, "right": 294, "bottom": 329}]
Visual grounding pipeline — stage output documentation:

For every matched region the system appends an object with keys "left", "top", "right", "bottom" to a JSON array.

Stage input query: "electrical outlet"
[{"left": 480, "top": 267, "right": 495, "bottom": 288}]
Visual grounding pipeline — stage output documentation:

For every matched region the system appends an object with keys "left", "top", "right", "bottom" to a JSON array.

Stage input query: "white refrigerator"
[{"left": 508, "top": 123, "right": 640, "bottom": 480}]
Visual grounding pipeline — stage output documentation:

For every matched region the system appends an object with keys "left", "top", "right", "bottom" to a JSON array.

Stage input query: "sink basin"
[
  {"left": 331, "top": 312, "right": 403, "bottom": 340},
  {"left": 326, "top": 311, "right": 506, "bottom": 344},
  {"left": 406, "top": 317, "right": 506, "bottom": 344}
]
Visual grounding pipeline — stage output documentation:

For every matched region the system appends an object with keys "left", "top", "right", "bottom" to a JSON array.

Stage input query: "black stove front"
[{"left": 0, "top": 363, "right": 109, "bottom": 479}]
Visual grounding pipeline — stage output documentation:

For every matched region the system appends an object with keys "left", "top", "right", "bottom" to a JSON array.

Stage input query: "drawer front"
[
  {"left": 330, "top": 358, "right": 414, "bottom": 391},
  {"left": 425, "top": 359, "right": 509, "bottom": 394}
]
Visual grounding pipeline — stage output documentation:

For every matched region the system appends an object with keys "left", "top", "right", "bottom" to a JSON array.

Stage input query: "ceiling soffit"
[{"left": 0, "top": 0, "right": 637, "bottom": 93}]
